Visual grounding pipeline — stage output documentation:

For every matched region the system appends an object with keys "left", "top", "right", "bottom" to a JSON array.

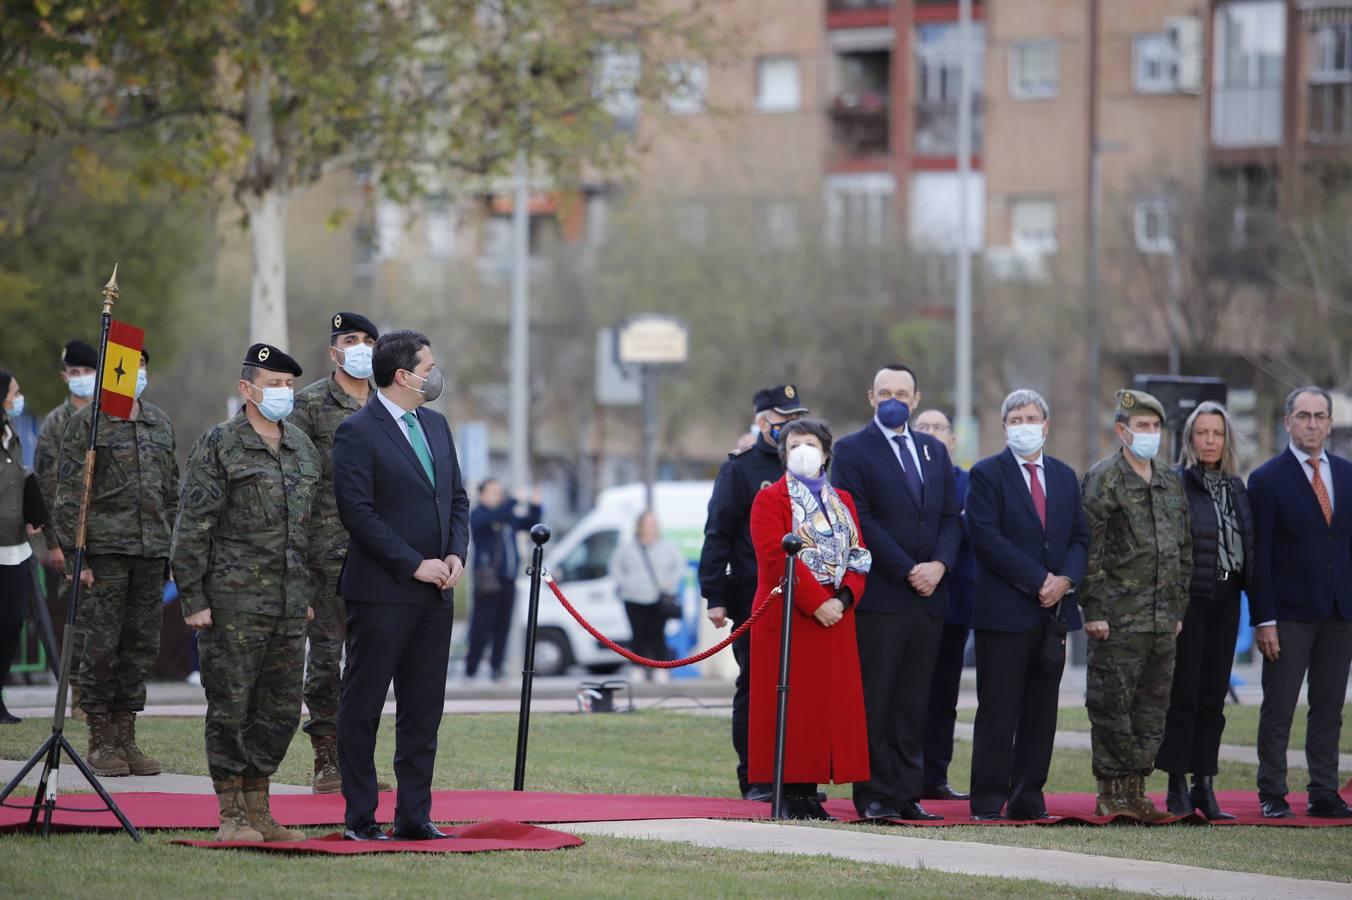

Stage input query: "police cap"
[{"left": 754, "top": 384, "right": 808, "bottom": 416}]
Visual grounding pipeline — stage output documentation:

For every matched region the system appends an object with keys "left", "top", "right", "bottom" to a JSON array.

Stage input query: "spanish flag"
[{"left": 100, "top": 320, "right": 144, "bottom": 420}]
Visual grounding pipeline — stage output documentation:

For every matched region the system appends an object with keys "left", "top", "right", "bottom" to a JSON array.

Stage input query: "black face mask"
[{"left": 768, "top": 422, "right": 785, "bottom": 443}]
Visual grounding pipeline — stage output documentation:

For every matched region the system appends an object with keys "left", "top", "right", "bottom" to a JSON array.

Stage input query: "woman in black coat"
[{"left": 1157, "top": 401, "right": 1254, "bottom": 819}]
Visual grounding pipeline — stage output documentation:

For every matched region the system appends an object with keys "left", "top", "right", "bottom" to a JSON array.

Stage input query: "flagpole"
[{"left": 0, "top": 266, "right": 141, "bottom": 841}]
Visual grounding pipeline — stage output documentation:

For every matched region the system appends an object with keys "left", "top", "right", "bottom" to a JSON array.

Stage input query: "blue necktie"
[{"left": 892, "top": 435, "right": 923, "bottom": 505}]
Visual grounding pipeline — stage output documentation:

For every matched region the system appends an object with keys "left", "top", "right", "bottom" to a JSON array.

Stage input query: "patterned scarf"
[
  {"left": 787, "top": 474, "right": 872, "bottom": 588},
  {"left": 1202, "top": 469, "right": 1244, "bottom": 574}
]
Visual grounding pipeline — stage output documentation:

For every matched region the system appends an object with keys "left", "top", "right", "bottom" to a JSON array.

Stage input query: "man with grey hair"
[
  {"left": 1247, "top": 385, "right": 1352, "bottom": 818},
  {"left": 965, "top": 389, "right": 1088, "bottom": 820}
]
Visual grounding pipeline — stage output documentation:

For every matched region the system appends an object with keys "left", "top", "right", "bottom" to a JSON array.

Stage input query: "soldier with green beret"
[
  {"left": 1080, "top": 388, "right": 1193, "bottom": 821},
  {"left": 171, "top": 342, "right": 325, "bottom": 843},
  {"left": 52, "top": 348, "right": 175, "bottom": 779},
  {"left": 289, "top": 312, "right": 385, "bottom": 795}
]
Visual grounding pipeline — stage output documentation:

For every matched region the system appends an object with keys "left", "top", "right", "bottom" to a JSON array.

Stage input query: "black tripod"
[{"left": 0, "top": 267, "right": 140, "bottom": 840}]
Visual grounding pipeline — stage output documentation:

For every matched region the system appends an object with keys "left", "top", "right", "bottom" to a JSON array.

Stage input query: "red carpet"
[
  {"left": 172, "top": 819, "right": 582, "bottom": 854},
  {"left": 3, "top": 788, "right": 1349, "bottom": 834}
]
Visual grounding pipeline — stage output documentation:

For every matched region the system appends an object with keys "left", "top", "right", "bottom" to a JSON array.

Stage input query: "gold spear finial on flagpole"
[{"left": 101, "top": 264, "right": 119, "bottom": 314}]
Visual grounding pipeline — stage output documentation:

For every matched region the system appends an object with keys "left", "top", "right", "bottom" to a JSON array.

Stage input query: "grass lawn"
[
  {"left": 1, "top": 711, "right": 1347, "bottom": 894},
  {"left": 956, "top": 703, "right": 1352, "bottom": 753}
]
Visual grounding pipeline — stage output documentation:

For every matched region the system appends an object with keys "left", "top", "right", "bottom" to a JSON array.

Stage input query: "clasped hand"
[
  {"left": 415, "top": 555, "right": 464, "bottom": 590},
  {"left": 907, "top": 561, "right": 946, "bottom": 597},
  {"left": 813, "top": 597, "right": 845, "bottom": 628}
]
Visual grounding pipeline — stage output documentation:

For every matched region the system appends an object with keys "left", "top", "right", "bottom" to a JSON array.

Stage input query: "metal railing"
[{"left": 1210, "top": 84, "right": 1283, "bottom": 148}]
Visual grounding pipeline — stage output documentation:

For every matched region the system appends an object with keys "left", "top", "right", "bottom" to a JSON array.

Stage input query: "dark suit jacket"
[
  {"left": 831, "top": 420, "right": 962, "bottom": 617},
  {"left": 947, "top": 466, "right": 977, "bottom": 627},
  {"left": 1247, "top": 447, "right": 1352, "bottom": 624},
  {"left": 966, "top": 448, "right": 1088, "bottom": 633},
  {"left": 333, "top": 396, "right": 470, "bottom": 604}
]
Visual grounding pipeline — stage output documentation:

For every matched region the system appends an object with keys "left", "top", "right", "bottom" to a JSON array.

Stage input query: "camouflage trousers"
[
  {"left": 302, "top": 562, "right": 346, "bottom": 738},
  {"left": 199, "top": 609, "right": 306, "bottom": 782},
  {"left": 75, "top": 554, "right": 166, "bottom": 715},
  {"left": 1086, "top": 630, "right": 1177, "bottom": 778}
]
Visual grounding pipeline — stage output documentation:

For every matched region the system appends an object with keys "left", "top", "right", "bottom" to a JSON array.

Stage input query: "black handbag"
[
  {"left": 639, "top": 545, "right": 682, "bottom": 620},
  {"left": 1038, "top": 601, "right": 1069, "bottom": 674}
]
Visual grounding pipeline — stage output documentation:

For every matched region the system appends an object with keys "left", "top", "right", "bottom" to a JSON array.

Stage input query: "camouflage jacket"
[
  {"left": 53, "top": 402, "right": 179, "bottom": 558},
  {"left": 35, "top": 398, "right": 80, "bottom": 510},
  {"left": 289, "top": 374, "right": 367, "bottom": 561},
  {"left": 1080, "top": 451, "right": 1193, "bottom": 632},
  {"left": 171, "top": 411, "right": 325, "bottom": 619}
]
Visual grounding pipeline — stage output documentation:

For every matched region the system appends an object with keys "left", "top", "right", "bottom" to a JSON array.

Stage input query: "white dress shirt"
[
  {"left": 876, "top": 417, "right": 925, "bottom": 482},
  {"left": 377, "top": 390, "right": 418, "bottom": 447},
  {"left": 1290, "top": 442, "right": 1334, "bottom": 514},
  {"left": 1015, "top": 451, "right": 1047, "bottom": 495}
]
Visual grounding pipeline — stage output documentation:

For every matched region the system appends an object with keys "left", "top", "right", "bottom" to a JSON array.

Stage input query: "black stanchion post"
[
  {"left": 771, "top": 533, "right": 804, "bottom": 820},
  {"left": 513, "top": 524, "right": 551, "bottom": 791}
]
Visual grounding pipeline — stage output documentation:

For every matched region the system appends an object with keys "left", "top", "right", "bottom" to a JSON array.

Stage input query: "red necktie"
[
  {"left": 1310, "top": 458, "right": 1333, "bottom": 526},
  {"left": 1025, "top": 463, "right": 1046, "bottom": 530}
]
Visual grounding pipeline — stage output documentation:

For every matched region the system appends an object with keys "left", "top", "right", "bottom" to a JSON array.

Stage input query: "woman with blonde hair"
[{"left": 1158, "top": 400, "right": 1253, "bottom": 819}]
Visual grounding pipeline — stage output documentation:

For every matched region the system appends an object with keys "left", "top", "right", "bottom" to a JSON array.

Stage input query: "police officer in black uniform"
[{"left": 700, "top": 384, "right": 807, "bottom": 800}]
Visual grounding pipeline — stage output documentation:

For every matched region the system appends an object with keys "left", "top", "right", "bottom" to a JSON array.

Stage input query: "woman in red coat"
[{"left": 749, "top": 418, "right": 871, "bottom": 820}]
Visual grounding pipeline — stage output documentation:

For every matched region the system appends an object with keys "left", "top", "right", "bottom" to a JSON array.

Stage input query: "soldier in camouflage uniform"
[
  {"left": 172, "top": 343, "right": 325, "bottom": 843},
  {"left": 1080, "top": 389, "right": 1192, "bottom": 821},
  {"left": 52, "top": 349, "right": 176, "bottom": 778},
  {"left": 35, "top": 339, "right": 99, "bottom": 719},
  {"left": 289, "top": 311, "right": 379, "bottom": 794}
]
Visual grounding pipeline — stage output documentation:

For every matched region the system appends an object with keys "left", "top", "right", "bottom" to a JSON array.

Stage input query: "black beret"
[
  {"left": 62, "top": 340, "right": 98, "bottom": 370},
  {"left": 243, "top": 343, "right": 302, "bottom": 377},
  {"left": 753, "top": 384, "right": 808, "bottom": 416},
  {"left": 331, "top": 312, "right": 379, "bottom": 339},
  {"left": 141, "top": 348, "right": 150, "bottom": 364}
]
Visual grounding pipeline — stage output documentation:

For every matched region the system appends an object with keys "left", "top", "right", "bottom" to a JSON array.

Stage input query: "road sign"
[{"left": 616, "top": 315, "right": 689, "bottom": 367}]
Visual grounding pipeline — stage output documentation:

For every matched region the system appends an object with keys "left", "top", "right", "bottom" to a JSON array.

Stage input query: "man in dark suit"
[
  {"left": 913, "top": 408, "right": 976, "bottom": 803},
  {"left": 965, "top": 390, "right": 1088, "bottom": 820},
  {"left": 832, "top": 364, "right": 962, "bottom": 821},
  {"left": 333, "top": 329, "right": 471, "bottom": 840},
  {"left": 1248, "top": 385, "right": 1352, "bottom": 819}
]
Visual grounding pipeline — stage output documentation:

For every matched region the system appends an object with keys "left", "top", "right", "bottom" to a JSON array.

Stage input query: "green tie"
[{"left": 401, "top": 411, "right": 436, "bottom": 485}]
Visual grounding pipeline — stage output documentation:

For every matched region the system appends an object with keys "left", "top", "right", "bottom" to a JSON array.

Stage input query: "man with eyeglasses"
[{"left": 1247, "top": 386, "right": 1352, "bottom": 819}]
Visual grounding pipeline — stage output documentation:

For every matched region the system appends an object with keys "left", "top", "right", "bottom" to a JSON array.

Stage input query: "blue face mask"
[
  {"left": 250, "top": 385, "right": 294, "bottom": 422},
  {"left": 339, "top": 344, "right": 373, "bottom": 380},
  {"left": 1127, "top": 431, "right": 1161, "bottom": 461},
  {"left": 768, "top": 422, "right": 785, "bottom": 443},
  {"left": 876, "top": 398, "right": 910, "bottom": 430},
  {"left": 68, "top": 373, "right": 97, "bottom": 399},
  {"left": 134, "top": 369, "right": 148, "bottom": 400},
  {"left": 7, "top": 394, "right": 24, "bottom": 418}
]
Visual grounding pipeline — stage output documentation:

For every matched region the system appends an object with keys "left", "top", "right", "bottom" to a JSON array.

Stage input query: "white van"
[{"left": 514, "top": 481, "right": 714, "bottom": 676}]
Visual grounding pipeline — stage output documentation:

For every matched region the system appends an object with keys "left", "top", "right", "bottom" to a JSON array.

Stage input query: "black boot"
[
  {"left": 1166, "top": 773, "right": 1194, "bottom": 816},
  {"left": 1189, "top": 775, "right": 1235, "bottom": 821},
  {"left": 0, "top": 693, "right": 19, "bottom": 725}
]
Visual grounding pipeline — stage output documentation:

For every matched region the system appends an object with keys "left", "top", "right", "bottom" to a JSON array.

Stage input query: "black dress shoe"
[
  {"left": 816, "top": 791, "right": 829, "bottom": 804},
  {"left": 1005, "top": 809, "right": 1054, "bottom": 822},
  {"left": 783, "top": 796, "right": 836, "bottom": 821},
  {"left": 894, "top": 801, "right": 943, "bottom": 821},
  {"left": 860, "top": 800, "right": 901, "bottom": 820},
  {"left": 1308, "top": 795, "right": 1352, "bottom": 818},
  {"left": 970, "top": 812, "right": 1005, "bottom": 821},
  {"left": 343, "top": 823, "right": 392, "bottom": 841},
  {"left": 1259, "top": 795, "right": 1294, "bottom": 819},
  {"left": 742, "top": 785, "right": 773, "bottom": 802},
  {"left": 922, "top": 783, "right": 970, "bottom": 802},
  {"left": 391, "top": 822, "right": 453, "bottom": 840}
]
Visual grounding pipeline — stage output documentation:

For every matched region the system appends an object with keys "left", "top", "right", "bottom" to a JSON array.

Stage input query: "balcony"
[
  {"left": 827, "top": 0, "right": 891, "bottom": 30},
  {"left": 1211, "top": 85, "right": 1283, "bottom": 148},
  {"left": 914, "top": 97, "right": 985, "bottom": 157},
  {"left": 830, "top": 92, "right": 890, "bottom": 160},
  {"left": 1309, "top": 81, "right": 1352, "bottom": 144}
]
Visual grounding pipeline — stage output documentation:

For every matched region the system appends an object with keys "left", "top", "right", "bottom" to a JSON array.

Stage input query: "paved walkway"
[
  {"left": 557, "top": 819, "right": 1350, "bottom": 899},
  {"left": 0, "top": 758, "right": 310, "bottom": 795}
]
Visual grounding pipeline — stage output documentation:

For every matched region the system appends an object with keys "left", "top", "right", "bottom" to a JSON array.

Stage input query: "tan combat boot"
[
  {"left": 1123, "top": 773, "right": 1172, "bottom": 823},
  {"left": 242, "top": 777, "right": 306, "bottom": 842},
  {"left": 311, "top": 734, "right": 342, "bottom": 794},
  {"left": 214, "top": 778, "right": 265, "bottom": 842},
  {"left": 85, "top": 712, "right": 130, "bottom": 777},
  {"left": 1094, "top": 777, "right": 1136, "bottom": 818},
  {"left": 112, "top": 710, "right": 162, "bottom": 775}
]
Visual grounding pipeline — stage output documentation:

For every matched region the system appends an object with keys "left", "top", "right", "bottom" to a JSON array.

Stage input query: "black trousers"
[
  {"left": 1155, "top": 577, "right": 1241, "bottom": 776},
  {"left": 339, "top": 594, "right": 453, "bottom": 831},
  {"left": 623, "top": 601, "right": 669, "bottom": 663},
  {"left": 464, "top": 585, "right": 515, "bottom": 677},
  {"left": 0, "top": 560, "right": 30, "bottom": 690},
  {"left": 853, "top": 604, "right": 943, "bottom": 812},
  {"left": 969, "top": 625, "right": 1064, "bottom": 817},
  {"left": 729, "top": 594, "right": 756, "bottom": 795},
  {"left": 923, "top": 622, "right": 970, "bottom": 791}
]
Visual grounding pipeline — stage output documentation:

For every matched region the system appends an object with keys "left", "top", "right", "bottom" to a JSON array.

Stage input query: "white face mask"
[
  {"left": 338, "top": 344, "right": 373, "bottom": 380},
  {"left": 787, "top": 443, "right": 824, "bottom": 479},
  {"left": 68, "top": 373, "right": 97, "bottom": 399},
  {"left": 1005, "top": 423, "right": 1046, "bottom": 457}
]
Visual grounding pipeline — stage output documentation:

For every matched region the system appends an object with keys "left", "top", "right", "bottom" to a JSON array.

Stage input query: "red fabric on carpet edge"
[
  {"left": 171, "top": 819, "right": 583, "bottom": 854},
  {"left": 3, "top": 788, "right": 1350, "bottom": 834}
]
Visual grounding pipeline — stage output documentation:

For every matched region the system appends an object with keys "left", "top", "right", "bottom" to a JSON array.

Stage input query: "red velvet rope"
[{"left": 544, "top": 576, "right": 775, "bottom": 669}]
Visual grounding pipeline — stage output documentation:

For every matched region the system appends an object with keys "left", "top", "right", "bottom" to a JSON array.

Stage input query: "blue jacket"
[
  {"left": 470, "top": 500, "right": 541, "bottom": 585},
  {"left": 947, "top": 466, "right": 977, "bottom": 627},
  {"left": 333, "top": 398, "right": 470, "bottom": 604},
  {"left": 831, "top": 420, "right": 962, "bottom": 617},
  {"left": 966, "top": 448, "right": 1088, "bottom": 633},
  {"left": 1247, "top": 447, "right": 1352, "bottom": 625}
]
